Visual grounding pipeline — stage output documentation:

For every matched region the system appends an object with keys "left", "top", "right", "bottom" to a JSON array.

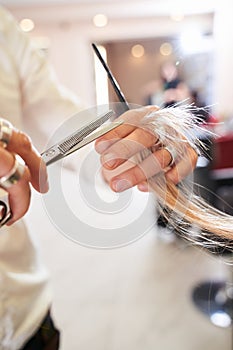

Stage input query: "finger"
[
  {"left": 101, "top": 159, "right": 136, "bottom": 184},
  {"left": 109, "top": 148, "right": 172, "bottom": 192},
  {"left": 166, "top": 146, "right": 198, "bottom": 184},
  {"left": 95, "top": 122, "right": 136, "bottom": 154},
  {"left": 0, "top": 148, "right": 31, "bottom": 224},
  {"left": 101, "top": 127, "right": 159, "bottom": 170},
  {"left": 137, "top": 181, "right": 150, "bottom": 192},
  {"left": 0, "top": 147, "right": 15, "bottom": 177},
  {"left": 95, "top": 106, "right": 159, "bottom": 154},
  {"left": 6, "top": 129, "right": 49, "bottom": 193},
  {"left": 6, "top": 168, "right": 31, "bottom": 225}
]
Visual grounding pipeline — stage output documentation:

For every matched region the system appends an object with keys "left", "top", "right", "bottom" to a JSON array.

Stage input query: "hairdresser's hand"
[
  {"left": 95, "top": 106, "right": 198, "bottom": 192},
  {"left": 0, "top": 126, "right": 49, "bottom": 225}
]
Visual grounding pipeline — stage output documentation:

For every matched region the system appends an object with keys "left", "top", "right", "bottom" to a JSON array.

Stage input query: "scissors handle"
[{"left": 0, "top": 189, "right": 12, "bottom": 228}]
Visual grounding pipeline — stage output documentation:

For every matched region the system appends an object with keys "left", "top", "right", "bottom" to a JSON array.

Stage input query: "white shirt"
[{"left": 0, "top": 6, "right": 82, "bottom": 349}]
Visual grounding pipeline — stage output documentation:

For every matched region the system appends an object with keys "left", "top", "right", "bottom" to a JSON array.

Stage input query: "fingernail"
[
  {"left": 40, "top": 172, "right": 49, "bottom": 193},
  {"left": 138, "top": 183, "right": 149, "bottom": 192},
  {"left": 111, "top": 179, "right": 131, "bottom": 192},
  {"left": 95, "top": 140, "right": 111, "bottom": 154},
  {"left": 40, "top": 180, "right": 49, "bottom": 193},
  {"left": 102, "top": 153, "right": 118, "bottom": 169},
  {"left": 43, "top": 181, "right": 49, "bottom": 193}
]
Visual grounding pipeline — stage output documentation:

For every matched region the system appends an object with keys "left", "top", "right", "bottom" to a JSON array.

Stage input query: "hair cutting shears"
[
  {"left": 1, "top": 44, "right": 127, "bottom": 227},
  {"left": 0, "top": 111, "right": 122, "bottom": 227},
  {"left": 41, "top": 110, "right": 123, "bottom": 166},
  {"left": 41, "top": 42, "right": 130, "bottom": 166}
]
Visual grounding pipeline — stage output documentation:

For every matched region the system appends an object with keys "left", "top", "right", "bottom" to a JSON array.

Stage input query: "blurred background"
[
  {"left": 2, "top": 0, "right": 233, "bottom": 349},
  {"left": 3, "top": 0, "right": 229, "bottom": 112}
]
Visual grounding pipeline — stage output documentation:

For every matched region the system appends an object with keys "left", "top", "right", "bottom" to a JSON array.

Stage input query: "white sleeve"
[{"left": 2, "top": 6, "right": 84, "bottom": 150}]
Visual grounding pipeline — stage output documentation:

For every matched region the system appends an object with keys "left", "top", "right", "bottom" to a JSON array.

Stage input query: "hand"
[
  {"left": 0, "top": 128, "right": 49, "bottom": 225},
  {"left": 95, "top": 106, "right": 198, "bottom": 192}
]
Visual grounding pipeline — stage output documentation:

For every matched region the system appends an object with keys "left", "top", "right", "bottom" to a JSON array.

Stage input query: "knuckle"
[
  {"left": 111, "top": 140, "right": 132, "bottom": 158},
  {"left": 18, "top": 132, "right": 33, "bottom": 153},
  {"left": 109, "top": 126, "right": 129, "bottom": 140},
  {"left": 118, "top": 141, "right": 133, "bottom": 157},
  {"left": 130, "top": 166, "right": 144, "bottom": 185},
  {"left": 135, "top": 127, "right": 156, "bottom": 145}
]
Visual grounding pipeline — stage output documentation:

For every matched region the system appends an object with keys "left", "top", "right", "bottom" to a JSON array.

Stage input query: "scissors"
[
  {"left": 42, "top": 44, "right": 130, "bottom": 166},
  {"left": 0, "top": 110, "right": 122, "bottom": 227},
  {"left": 41, "top": 109, "right": 123, "bottom": 166},
  {"left": 1, "top": 45, "right": 127, "bottom": 227}
]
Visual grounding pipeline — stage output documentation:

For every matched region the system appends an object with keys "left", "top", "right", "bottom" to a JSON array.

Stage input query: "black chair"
[{"left": 191, "top": 134, "right": 233, "bottom": 328}]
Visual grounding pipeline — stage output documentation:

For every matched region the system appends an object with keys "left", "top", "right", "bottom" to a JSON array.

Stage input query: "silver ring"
[
  {"left": 0, "top": 157, "right": 25, "bottom": 189},
  {"left": 0, "top": 119, "right": 13, "bottom": 148},
  {"left": 150, "top": 137, "right": 161, "bottom": 153},
  {"left": 164, "top": 145, "right": 177, "bottom": 167},
  {"left": 154, "top": 136, "right": 161, "bottom": 147}
]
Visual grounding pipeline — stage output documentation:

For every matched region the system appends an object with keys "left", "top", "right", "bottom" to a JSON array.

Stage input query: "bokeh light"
[
  {"left": 20, "top": 18, "right": 35, "bottom": 32},
  {"left": 131, "top": 44, "right": 145, "bottom": 58},
  {"left": 160, "top": 42, "right": 173, "bottom": 56},
  {"left": 93, "top": 14, "right": 108, "bottom": 27}
]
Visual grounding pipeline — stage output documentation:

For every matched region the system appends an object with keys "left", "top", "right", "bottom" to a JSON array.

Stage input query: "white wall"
[
  {"left": 213, "top": 0, "right": 233, "bottom": 119},
  {"left": 8, "top": 1, "right": 233, "bottom": 121},
  {"left": 6, "top": 2, "right": 215, "bottom": 109}
]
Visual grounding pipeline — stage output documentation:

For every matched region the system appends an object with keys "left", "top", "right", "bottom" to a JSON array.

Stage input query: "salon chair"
[{"left": 191, "top": 134, "right": 233, "bottom": 328}]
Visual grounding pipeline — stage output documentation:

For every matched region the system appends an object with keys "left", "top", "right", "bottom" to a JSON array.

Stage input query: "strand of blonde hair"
[{"left": 136, "top": 105, "right": 233, "bottom": 250}]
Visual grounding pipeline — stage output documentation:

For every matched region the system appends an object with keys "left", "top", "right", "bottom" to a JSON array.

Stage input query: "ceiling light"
[
  {"left": 93, "top": 14, "right": 108, "bottom": 28},
  {"left": 131, "top": 44, "right": 145, "bottom": 58},
  {"left": 160, "top": 42, "right": 173, "bottom": 56},
  {"left": 20, "top": 18, "right": 35, "bottom": 32}
]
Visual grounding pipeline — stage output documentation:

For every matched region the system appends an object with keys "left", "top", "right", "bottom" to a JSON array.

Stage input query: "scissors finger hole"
[{"left": 0, "top": 200, "right": 7, "bottom": 221}]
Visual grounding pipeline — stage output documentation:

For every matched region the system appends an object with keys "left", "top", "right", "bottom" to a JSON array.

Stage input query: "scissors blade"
[
  {"left": 58, "top": 109, "right": 114, "bottom": 154},
  {"left": 92, "top": 43, "right": 130, "bottom": 113},
  {"left": 42, "top": 110, "right": 116, "bottom": 166},
  {"left": 65, "top": 120, "right": 123, "bottom": 156}
]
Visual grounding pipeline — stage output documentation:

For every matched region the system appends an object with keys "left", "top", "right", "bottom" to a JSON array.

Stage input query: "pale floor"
[{"left": 25, "top": 167, "right": 232, "bottom": 350}]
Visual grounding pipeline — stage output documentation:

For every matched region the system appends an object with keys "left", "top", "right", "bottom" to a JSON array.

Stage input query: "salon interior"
[{"left": 3, "top": 0, "right": 233, "bottom": 349}]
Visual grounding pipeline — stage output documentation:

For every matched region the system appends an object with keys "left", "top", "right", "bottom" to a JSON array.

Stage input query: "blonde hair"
[{"left": 136, "top": 105, "right": 233, "bottom": 251}]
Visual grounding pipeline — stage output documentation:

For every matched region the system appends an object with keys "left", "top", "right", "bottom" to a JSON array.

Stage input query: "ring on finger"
[
  {"left": 150, "top": 136, "right": 161, "bottom": 153},
  {"left": 0, "top": 119, "right": 13, "bottom": 148},
  {"left": 0, "top": 156, "right": 25, "bottom": 189},
  {"left": 163, "top": 145, "right": 177, "bottom": 167}
]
